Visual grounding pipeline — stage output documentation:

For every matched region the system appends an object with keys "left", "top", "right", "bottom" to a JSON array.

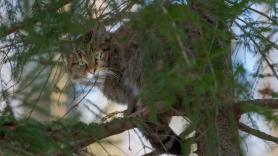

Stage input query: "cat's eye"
[
  {"left": 96, "top": 50, "right": 103, "bottom": 59},
  {"left": 78, "top": 60, "right": 86, "bottom": 67},
  {"left": 93, "top": 50, "right": 103, "bottom": 63},
  {"left": 98, "top": 53, "right": 102, "bottom": 59}
]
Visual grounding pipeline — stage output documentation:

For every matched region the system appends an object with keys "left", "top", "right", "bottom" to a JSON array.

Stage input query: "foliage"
[{"left": 0, "top": 0, "right": 278, "bottom": 155}]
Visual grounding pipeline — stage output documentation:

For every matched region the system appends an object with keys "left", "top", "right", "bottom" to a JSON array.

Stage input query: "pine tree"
[{"left": 0, "top": 0, "right": 278, "bottom": 155}]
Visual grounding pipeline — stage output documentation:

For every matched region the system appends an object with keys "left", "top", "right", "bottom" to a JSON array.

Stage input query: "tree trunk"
[
  {"left": 186, "top": 1, "right": 240, "bottom": 155},
  {"left": 196, "top": 109, "right": 241, "bottom": 156}
]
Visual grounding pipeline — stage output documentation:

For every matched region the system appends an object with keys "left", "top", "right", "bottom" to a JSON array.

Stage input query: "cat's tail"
[{"left": 139, "top": 118, "right": 182, "bottom": 155}]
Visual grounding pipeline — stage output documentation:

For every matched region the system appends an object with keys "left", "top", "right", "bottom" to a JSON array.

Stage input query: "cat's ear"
[
  {"left": 85, "top": 24, "right": 111, "bottom": 42},
  {"left": 83, "top": 31, "right": 93, "bottom": 43},
  {"left": 95, "top": 24, "right": 111, "bottom": 42}
]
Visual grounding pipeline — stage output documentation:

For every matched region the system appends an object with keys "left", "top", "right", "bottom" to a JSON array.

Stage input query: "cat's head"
[{"left": 66, "top": 26, "right": 111, "bottom": 85}]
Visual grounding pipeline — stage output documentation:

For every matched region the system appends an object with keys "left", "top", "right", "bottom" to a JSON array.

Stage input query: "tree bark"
[{"left": 196, "top": 109, "right": 241, "bottom": 156}]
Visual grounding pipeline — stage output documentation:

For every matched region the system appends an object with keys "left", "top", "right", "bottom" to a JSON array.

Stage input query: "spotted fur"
[{"left": 66, "top": 25, "right": 182, "bottom": 155}]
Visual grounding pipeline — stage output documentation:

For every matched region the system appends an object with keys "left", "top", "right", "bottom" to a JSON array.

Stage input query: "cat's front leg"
[
  {"left": 125, "top": 96, "right": 138, "bottom": 116},
  {"left": 126, "top": 99, "right": 150, "bottom": 118}
]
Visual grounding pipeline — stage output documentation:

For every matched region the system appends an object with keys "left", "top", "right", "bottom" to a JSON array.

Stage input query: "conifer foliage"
[{"left": 0, "top": 0, "right": 278, "bottom": 155}]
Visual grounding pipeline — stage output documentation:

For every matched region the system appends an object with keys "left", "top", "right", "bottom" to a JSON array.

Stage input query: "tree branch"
[
  {"left": 238, "top": 122, "right": 278, "bottom": 144},
  {"left": 142, "top": 151, "right": 162, "bottom": 156},
  {"left": 0, "top": 101, "right": 185, "bottom": 155},
  {"left": 235, "top": 99, "right": 278, "bottom": 114},
  {"left": 72, "top": 117, "right": 136, "bottom": 151},
  {"left": 0, "top": 116, "right": 137, "bottom": 155}
]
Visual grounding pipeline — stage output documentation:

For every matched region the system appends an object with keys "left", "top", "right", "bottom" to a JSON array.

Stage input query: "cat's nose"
[{"left": 72, "top": 74, "right": 79, "bottom": 80}]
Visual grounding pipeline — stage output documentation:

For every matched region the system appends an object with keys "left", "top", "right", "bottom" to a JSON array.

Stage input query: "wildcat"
[{"left": 66, "top": 25, "right": 182, "bottom": 155}]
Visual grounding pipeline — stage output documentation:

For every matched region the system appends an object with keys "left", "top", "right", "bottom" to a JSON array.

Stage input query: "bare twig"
[
  {"left": 239, "top": 122, "right": 278, "bottom": 144},
  {"left": 233, "top": 20, "right": 278, "bottom": 81}
]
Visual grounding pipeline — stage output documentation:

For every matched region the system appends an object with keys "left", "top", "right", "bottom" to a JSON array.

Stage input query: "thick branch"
[
  {"left": 72, "top": 117, "right": 136, "bottom": 151},
  {"left": 0, "top": 101, "right": 185, "bottom": 155},
  {"left": 71, "top": 103, "right": 185, "bottom": 152},
  {"left": 239, "top": 122, "right": 278, "bottom": 144},
  {"left": 0, "top": 116, "right": 137, "bottom": 155}
]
